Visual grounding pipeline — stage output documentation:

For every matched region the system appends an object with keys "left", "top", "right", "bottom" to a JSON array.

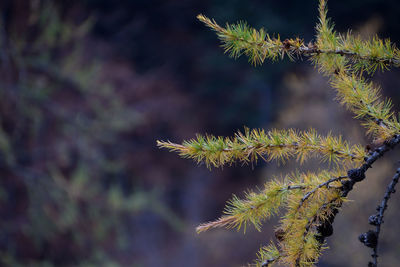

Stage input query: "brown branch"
[
  {"left": 311, "top": 135, "right": 400, "bottom": 265},
  {"left": 298, "top": 176, "right": 347, "bottom": 208},
  {"left": 360, "top": 167, "right": 400, "bottom": 267},
  {"left": 290, "top": 135, "right": 400, "bottom": 266}
]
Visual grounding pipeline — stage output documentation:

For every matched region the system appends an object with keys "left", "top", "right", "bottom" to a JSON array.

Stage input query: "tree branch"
[
  {"left": 298, "top": 176, "right": 347, "bottom": 207},
  {"left": 300, "top": 46, "right": 400, "bottom": 67},
  {"left": 359, "top": 167, "right": 400, "bottom": 267},
  {"left": 197, "top": 14, "right": 400, "bottom": 69},
  {"left": 312, "top": 134, "right": 400, "bottom": 263}
]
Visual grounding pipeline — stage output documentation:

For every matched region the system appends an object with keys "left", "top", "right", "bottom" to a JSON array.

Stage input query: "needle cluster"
[{"left": 158, "top": 129, "right": 365, "bottom": 169}]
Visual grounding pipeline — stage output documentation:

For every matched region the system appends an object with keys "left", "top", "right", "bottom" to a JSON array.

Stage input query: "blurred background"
[{"left": 0, "top": 0, "right": 400, "bottom": 266}]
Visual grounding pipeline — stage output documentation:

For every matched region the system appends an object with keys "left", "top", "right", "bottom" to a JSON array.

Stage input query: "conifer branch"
[
  {"left": 360, "top": 167, "right": 400, "bottom": 267},
  {"left": 159, "top": 1, "right": 400, "bottom": 266},
  {"left": 315, "top": 1, "right": 400, "bottom": 73},
  {"left": 198, "top": 6, "right": 400, "bottom": 140},
  {"left": 315, "top": 0, "right": 400, "bottom": 74},
  {"left": 313, "top": 48, "right": 399, "bottom": 140},
  {"left": 300, "top": 46, "right": 400, "bottom": 69},
  {"left": 313, "top": 0, "right": 400, "bottom": 141},
  {"left": 196, "top": 171, "right": 345, "bottom": 234},
  {"left": 292, "top": 196, "right": 342, "bottom": 267},
  {"left": 318, "top": 62, "right": 400, "bottom": 140},
  {"left": 197, "top": 171, "right": 347, "bottom": 266},
  {"left": 289, "top": 197, "right": 340, "bottom": 267},
  {"left": 157, "top": 129, "right": 366, "bottom": 169},
  {"left": 274, "top": 2, "right": 400, "bottom": 266},
  {"left": 197, "top": 14, "right": 295, "bottom": 65},
  {"left": 334, "top": 34, "right": 400, "bottom": 74},
  {"left": 196, "top": 176, "right": 306, "bottom": 233},
  {"left": 251, "top": 134, "right": 399, "bottom": 266},
  {"left": 279, "top": 174, "right": 345, "bottom": 266},
  {"left": 309, "top": 134, "right": 400, "bottom": 266},
  {"left": 197, "top": 12, "right": 400, "bottom": 70}
]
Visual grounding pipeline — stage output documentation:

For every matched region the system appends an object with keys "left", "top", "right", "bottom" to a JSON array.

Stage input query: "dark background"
[{"left": 0, "top": 0, "right": 400, "bottom": 266}]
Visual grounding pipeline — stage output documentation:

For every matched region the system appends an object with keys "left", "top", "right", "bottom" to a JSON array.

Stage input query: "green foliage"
[
  {"left": 159, "top": 0, "right": 400, "bottom": 266},
  {"left": 313, "top": 0, "right": 400, "bottom": 141},
  {"left": 197, "top": 14, "right": 304, "bottom": 65},
  {"left": 196, "top": 171, "right": 345, "bottom": 235},
  {"left": 158, "top": 128, "right": 366, "bottom": 168}
]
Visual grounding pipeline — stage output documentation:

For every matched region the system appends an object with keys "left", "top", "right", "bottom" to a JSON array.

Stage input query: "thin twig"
[
  {"left": 364, "top": 167, "right": 400, "bottom": 267},
  {"left": 299, "top": 176, "right": 347, "bottom": 207}
]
